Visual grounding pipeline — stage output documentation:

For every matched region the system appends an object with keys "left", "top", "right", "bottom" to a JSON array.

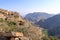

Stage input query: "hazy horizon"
[{"left": 0, "top": 0, "right": 60, "bottom": 16}]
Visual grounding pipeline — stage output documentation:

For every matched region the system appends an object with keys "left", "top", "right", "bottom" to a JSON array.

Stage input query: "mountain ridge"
[
  {"left": 24, "top": 12, "right": 54, "bottom": 23},
  {"left": 36, "top": 13, "right": 60, "bottom": 37}
]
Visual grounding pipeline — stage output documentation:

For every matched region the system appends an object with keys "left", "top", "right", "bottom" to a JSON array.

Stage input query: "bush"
[
  {"left": 43, "top": 29, "right": 48, "bottom": 35},
  {"left": 49, "top": 36, "right": 59, "bottom": 40},
  {"left": 0, "top": 18, "right": 4, "bottom": 22},
  {"left": 8, "top": 21, "right": 16, "bottom": 26}
]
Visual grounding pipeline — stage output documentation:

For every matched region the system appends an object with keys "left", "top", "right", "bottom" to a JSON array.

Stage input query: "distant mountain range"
[
  {"left": 35, "top": 14, "right": 60, "bottom": 36},
  {"left": 24, "top": 12, "right": 54, "bottom": 23},
  {"left": 44, "top": 14, "right": 60, "bottom": 36},
  {"left": 25, "top": 12, "right": 60, "bottom": 37}
]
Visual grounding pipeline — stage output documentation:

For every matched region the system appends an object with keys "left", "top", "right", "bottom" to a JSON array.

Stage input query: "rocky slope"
[{"left": 0, "top": 9, "right": 46, "bottom": 40}]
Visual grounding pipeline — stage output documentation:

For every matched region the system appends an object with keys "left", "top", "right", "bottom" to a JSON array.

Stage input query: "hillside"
[
  {"left": 0, "top": 9, "right": 46, "bottom": 40},
  {"left": 24, "top": 12, "right": 54, "bottom": 23},
  {"left": 44, "top": 14, "right": 60, "bottom": 36},
  {"left": 36, "top": 14, "right": 60, "bottom": 37}
]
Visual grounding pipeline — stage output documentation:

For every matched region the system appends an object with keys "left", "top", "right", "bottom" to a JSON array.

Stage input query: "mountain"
[
  {"left": 36, "top": 14, "right": 60, "bottom": 37},
  {"left": 44, "top": 14, "right": 60, "bottom": 36},
  {"left": 24, "top": 12, "right": 54, "bottom": 23},
  {"left": 0, "top": 9, "right": 46, "bottom": 40},
  {"left": 44, "top": 14, "right": 60, "bottom": 29}
]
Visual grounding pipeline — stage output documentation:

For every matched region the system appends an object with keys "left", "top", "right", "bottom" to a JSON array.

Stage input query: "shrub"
[
  {"left": 8, "top": 21, "right": 16, "bottom": 26},
  {"left": 0, "top": 18, "right": 4, "bottom": 22}
]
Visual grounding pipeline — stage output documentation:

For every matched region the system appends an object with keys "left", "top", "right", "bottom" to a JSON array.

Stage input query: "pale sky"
[{"left": 0, "top": 0, "right": 60, "bottom": 16}]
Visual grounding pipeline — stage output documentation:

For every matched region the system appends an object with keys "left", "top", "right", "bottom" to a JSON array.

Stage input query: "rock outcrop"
[{"left": 0, "top": 32, "right": 29, "bottom": 40}]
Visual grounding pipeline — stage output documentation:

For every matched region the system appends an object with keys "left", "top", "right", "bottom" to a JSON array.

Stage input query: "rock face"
[{"left": 0, "top": 9, "right": 45, "bottom": 40}]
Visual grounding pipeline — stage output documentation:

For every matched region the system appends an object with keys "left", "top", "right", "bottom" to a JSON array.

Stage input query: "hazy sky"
[{"left": 0, "top": 0, "right": 60, "bottom": 16}]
